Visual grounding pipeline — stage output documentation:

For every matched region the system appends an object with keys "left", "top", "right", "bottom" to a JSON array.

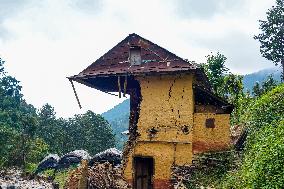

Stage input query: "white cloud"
[{"left": 0, "top": 0, "right": 276, "bottom": 117}]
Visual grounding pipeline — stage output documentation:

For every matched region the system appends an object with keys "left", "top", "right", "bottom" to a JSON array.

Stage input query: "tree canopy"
[
  {"left": 0, "top": 57, "right": 116, "bottom": 168},
  {"left": 254, "top": 0, "right": 284, "bottom": 80}
]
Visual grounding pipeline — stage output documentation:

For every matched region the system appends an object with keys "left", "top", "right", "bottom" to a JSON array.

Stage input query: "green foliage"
[
  {"left": 241, "top": 83, "right": 284, "bottom": 131},
  {"left": 254, "top": 0, "right": 284, "bottom": 80},
  {"left": 54, "top": 169, "right": 74, "bottom": 189},
  {"left": 202, "top": 52, "right": 229, "bottom": 96},
  {"left": 252, "top": 74, "right": 278, "bottom": 97},
  {"left": 24, "top": 163, "right": 38, "bottom": 174},
  {"left": 64, "top": 110, "right": 116, "bottom": 155},
  {"left": 26, "top": 138, "right": 49, "bottom": 164},
  {"left": 221, "top": 84, "right": 284, "bottom": 188},
  {"left": 36, "top": 104, "right": 67, "bottom": 154},
  {"left": 0, "top": 124, "right": 21, "bottom": 167},
  {"left": 36, "top": 105, "right": 116, "bottom": 155},
  {"left": 1, "top": 57, "right": 115, "bottom": 171},
  {"left": 241, "top": 119, "right": 284, "bottom": 188},
  {"left": 202, "top": 53, "right": 244, "bottom": 103},
  {"left": 184, "top": 152, "right": 234, "bottom": 189}
]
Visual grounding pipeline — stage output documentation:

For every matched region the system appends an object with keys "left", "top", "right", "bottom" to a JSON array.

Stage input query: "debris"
[
  {"left": 64, "top": 161, "right": 130, "bottom": 189},
  {"left": 0, "top": 168, "right": 52, "bottom": 189},
  {"left": 64, "top": 160, "right": 89, "bottom": 189},
  {"left": 88, "top": 162, "right": 130, "bottom": 189}
]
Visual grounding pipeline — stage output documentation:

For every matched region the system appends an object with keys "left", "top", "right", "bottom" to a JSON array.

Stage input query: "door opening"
[{"left": 134, "top": 157, "right": 154, "bottom": 189}]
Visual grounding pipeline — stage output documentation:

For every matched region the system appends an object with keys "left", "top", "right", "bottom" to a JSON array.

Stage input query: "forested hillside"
[
  {"left": 102, "top": 100, "right": 130, "bottom": 149},
  {"left": 243, "top": 67, "right": 281, "bottom": 91},
  {"left": 0, "top": 58, "right": 116, "bottom": 170}
]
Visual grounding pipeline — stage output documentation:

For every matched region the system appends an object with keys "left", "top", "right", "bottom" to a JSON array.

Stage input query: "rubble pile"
[
  {"left": 0, "top": 168, "right": 52, "bottom": 189},
  {"left": 64, "top": 160, "right": 88, "bottom": 189},
  {"left": 88, "top": 162, "right": 130, "bottom": 189},
  {"left": 171, "top": 165, "right": 195, "bottom": 189},
  {"left": 171, "top": 151, "right": 234, "bottom": 188}
]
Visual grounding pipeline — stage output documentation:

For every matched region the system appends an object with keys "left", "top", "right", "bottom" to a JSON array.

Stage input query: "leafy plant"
[{"left": 254, "top": 0, "right": 284, "bottom": 80}]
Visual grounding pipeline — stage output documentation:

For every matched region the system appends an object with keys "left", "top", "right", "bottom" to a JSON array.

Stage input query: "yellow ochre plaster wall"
[
  {"left": 193, "top": 113, "right": 231, "bottom": 153},
  {"left": 124, "top": 74, "right": 194, "bottom": 182},
  {"left": 124, "top": 142, "right": 192, "bottom": 180},
  {"left": 123, "top": 74, "right": 232, "bottom": 186},
  {"left": 136, "top": 74, "right": 194, "bottom": 143}
]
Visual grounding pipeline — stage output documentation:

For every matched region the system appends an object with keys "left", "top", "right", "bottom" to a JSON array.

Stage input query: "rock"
[
  {"left": 89, "top": 148, "right": 122, "bottom": 166},
  {"left": 35, "top": 154, "right": 60, "bottom": 174},
  {"left": 57, "top": 150, "right": 91, "bottom": 170}
]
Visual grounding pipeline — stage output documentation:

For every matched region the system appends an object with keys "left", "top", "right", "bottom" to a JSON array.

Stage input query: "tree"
[
  {"left": 252, "top": 75, "right": 278, "bottom": 97},
  {"left": 254, "top": 0, "right": 284, "bottom": 81},
  {"left": 202, "top": 52, "right": 244, "bottom": 101},
  {"left": 203, "top": 52, "right": 229, "bottom": 96},
  {"left": 252, "top": 81, "right": 262, "bottom": 97},
  {"left": 37, "top": 104, "right": 66, "bottom": 154},
  {"left": 66, "top": 111, "right": 116, "bottom": 155},
  {"left": 0, "top": 58, "right": 48, "bottom": 168}
]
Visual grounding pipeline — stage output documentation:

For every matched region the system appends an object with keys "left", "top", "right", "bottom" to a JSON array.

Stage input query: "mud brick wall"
[
  {"left": 124, "top": 74, "right": 194, "bottom": 186},
  {"left": 193, "top": 113, "right": 231, "bottom": 153}
]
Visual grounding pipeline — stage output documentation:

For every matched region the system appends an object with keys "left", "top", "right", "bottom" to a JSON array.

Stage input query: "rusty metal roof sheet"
[{"left": 69, "top": 33, "right": 199, "bottom": 79}]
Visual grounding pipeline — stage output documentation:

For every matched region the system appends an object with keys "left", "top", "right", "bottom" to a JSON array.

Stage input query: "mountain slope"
[
  {"left": 102, "top": 100, "right": 130, "bottom": 149},
  {"left": 243, "top": 67, "right": 281, "bottom": 91}
]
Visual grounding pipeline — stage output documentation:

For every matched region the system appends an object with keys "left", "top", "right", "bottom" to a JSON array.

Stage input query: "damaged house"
[{"left": 68, "top": 33, "right": 233, "bottom": 189}]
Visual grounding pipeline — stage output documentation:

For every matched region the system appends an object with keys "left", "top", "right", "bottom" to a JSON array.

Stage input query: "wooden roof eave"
[{"left": 193, "top": 84, "right": 234, "bottom": 113}]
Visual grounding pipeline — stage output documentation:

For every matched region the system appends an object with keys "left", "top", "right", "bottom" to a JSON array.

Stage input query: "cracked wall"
[
  {"left": 123, "top": 73, "right": 232, "bottom": 189},
  {"left": 193, "top": 113, "right": 231, "bottom": 153},
  {"left": 124, "top": 74, "right": 194, "bottom": 188}
]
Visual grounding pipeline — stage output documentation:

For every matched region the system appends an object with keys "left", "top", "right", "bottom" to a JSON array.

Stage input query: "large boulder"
[
  {"left": 57, "top": 150, "right": 91, "bottom": 169},
  {"left": 89, "top": 148, "right": 122, "bottom": 166},
  {"left": 35, "top": 154, "right": 60, "bottom": 174}
]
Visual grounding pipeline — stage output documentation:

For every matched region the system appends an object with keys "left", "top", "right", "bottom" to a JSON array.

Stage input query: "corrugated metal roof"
[{"left": 69, "top": 33, "right": 199, "bottom": 79}]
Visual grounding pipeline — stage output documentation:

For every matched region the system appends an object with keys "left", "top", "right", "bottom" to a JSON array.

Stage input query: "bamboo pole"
[{"left": 69, "top": 79, "right": 82, "bottom": 109}]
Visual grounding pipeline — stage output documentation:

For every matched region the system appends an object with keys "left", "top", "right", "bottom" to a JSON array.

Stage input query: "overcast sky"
[{"left": 0, "top": 0, "right": 276, "bottom": 117}]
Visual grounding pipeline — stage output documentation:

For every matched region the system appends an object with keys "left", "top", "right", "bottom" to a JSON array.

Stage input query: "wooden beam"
[
  {"left": 118, "top": 76, "right": 121, "bottom": 98},
  {"left": 69, "top": 79, "right": 82, "bottom": 109},
  {"left": 123, "top": 75, "right": 127, "bottom": 97}
]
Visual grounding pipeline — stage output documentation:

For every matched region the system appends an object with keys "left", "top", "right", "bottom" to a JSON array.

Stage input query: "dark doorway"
[{"left": 134, "top": 157, "right": 154, "bottom": 189}]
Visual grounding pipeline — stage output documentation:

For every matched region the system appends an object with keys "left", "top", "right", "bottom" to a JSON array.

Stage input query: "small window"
[
  {"left": 205, "top": 118, "right": 215, "bottom": 128},
  {"left": 129, "top": 46, "right": 142, "bottom": 65}
]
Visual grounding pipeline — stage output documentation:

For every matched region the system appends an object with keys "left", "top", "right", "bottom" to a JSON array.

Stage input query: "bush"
[
  {"left": 221, "top": 84, "right": 284, "bottom": 188},
  {"left": 241, "top": 119, "right": 284, "bottom": 188},
  {"left": 240, "top": 83, "right": 284, "bottom": 132}
]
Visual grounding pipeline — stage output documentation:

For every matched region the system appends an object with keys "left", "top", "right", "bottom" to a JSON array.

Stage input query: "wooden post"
[
  {"left": 123, "top": 75, "right": 127, "bottom": 97},
  {"left": 78, "top": 160, "right": 88, "bottom": 189},
  {"left": 69, "top": 79, "right": 82, "bottom": 109},
  {"left": 118, "top": 76, "right": 121, "bottom": 98}
]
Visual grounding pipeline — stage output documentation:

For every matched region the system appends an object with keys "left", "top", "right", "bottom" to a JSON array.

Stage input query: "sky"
[{"left": 0, "top": 0, "right": 277, "bottom": 117}]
